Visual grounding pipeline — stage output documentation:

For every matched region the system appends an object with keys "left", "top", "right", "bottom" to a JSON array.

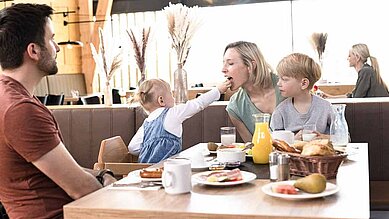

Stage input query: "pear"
[
  {"left": 294, "top": 173, "right": 327, "bottom": 194},
  {"left": 207, "top": 142, "right": 219, "bottom": 151}
]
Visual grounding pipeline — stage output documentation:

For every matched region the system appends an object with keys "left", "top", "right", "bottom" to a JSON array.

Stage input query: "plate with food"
[
  {"left": 128, "top": 168, "right": 163, "bottom": 182},
  {"left": 262, "top": 174, "right": 339, "bottom": 200},
  {"left": 192, "top": 169, "right": 256, "bottom": 186},
  {"left": 207, "top": 142, "right": 253, "bottom": 157}
]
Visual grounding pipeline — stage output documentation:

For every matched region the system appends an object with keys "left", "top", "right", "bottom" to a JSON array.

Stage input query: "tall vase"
[
  {"left": 173, "top": 63, "right": 188, "bottom": 104},
  {"left": 318, "top": 56, "right": 327, "bottom": 83},
  {"left": 104, "top": 81, "right": 113, "bottom": 106}
]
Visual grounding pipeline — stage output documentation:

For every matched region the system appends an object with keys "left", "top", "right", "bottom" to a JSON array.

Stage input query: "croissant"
[{"left": 272, "top": 139, "right": 300, "bottom": 153}]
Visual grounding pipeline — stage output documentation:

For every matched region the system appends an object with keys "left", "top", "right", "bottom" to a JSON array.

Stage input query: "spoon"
[{"left": 241, "top": 142, "right": 254, "bottom": 151}]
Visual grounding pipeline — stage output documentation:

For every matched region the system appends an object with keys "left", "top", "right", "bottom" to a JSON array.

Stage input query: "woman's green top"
[{"left": 226, "top": 73, "right": 284, "bottom": 134}]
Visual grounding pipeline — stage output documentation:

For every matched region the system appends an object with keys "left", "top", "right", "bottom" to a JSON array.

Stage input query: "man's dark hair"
[{"left": 0, "top": 3, "right": 53, "bottom": 69}]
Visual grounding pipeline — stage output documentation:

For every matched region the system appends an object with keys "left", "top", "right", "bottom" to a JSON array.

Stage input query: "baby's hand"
[{"left": 217, "top": 78, "right": 232, "bottom": 94}]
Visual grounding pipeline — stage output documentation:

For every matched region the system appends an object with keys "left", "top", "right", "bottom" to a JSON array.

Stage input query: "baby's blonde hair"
[
  {"left": 131, "top": 79, "right": 171, "bottom": 111},
  {"left": 276, "top": 53, "right": 321, "bottom": 90}
]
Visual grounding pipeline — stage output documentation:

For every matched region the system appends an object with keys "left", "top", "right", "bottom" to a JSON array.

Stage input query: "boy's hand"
[{"left": 217, "top": 78, "right": 232, "bottom": 94}]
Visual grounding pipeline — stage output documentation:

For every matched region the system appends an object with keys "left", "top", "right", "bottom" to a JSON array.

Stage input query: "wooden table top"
[{"left": 64, "top": 143, "right": 370, "bottom": 219}]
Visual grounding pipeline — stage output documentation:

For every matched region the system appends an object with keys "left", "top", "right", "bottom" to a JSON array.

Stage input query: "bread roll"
[
  {"left": 139, "top": 168, "right": 163, "bottom": 178},
  {"left": 292, "top": 140, "right": 308, "bottom": 151},
  {"left": 272, "top": 139, "right": 300, "bottom": 153},
  {"left": 301, "top": 139, "right": 336, "bottom": 156}
]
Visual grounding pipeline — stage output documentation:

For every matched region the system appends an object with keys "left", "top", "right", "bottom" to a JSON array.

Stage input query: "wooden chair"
[{"left": 93, "top": 136, "right": 151, "bottom": 178}]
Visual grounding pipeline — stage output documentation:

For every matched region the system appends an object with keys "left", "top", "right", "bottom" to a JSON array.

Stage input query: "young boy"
[{"left": 270, "top": 53, "right": 332, "bottom": 140}]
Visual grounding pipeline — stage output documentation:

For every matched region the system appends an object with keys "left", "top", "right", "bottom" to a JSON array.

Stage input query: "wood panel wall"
[{"left": 0, "top": 0, "right": 112, "bottom": 94}]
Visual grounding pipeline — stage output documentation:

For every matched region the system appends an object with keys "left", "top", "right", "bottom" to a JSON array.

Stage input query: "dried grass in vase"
[
  {"left": 164, "top": 2, "right": 201, "bottom": 66},
  {"left": 310, "top": 32, "right": 328, "bottom": 62},
  {"left": 127, "top": 27, "right": 151, "bottom": 86},
  {"left": 90, "top": 27, "right": 123, "bottom": 86}
]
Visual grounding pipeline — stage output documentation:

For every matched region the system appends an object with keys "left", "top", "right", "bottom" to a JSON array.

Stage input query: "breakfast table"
[{"left": 63, "top": 143, "right": 369, "bottom": 219}]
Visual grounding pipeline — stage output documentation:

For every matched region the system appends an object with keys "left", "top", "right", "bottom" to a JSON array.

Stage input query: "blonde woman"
[
  {"left": 223, "top": 41, "right": 284, "bottom": 142},
  {"left": 128, "top": 79, "right": 230, "bottom": 163},
  {"left": 322, "top": 43, "right": 389, "bottom": 98}
]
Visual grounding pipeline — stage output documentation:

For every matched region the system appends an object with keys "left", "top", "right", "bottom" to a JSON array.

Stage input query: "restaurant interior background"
[{"left": 1, "top": 0, "right": 387, "bottom": 95}]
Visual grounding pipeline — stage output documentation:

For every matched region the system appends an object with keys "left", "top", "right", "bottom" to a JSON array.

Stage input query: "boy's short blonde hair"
[
  {"left": 132, "top": 79, "right": 171, "bottom": 111},
  {"left": 276, "top": 53, "right": 321, "bottom": 89}
]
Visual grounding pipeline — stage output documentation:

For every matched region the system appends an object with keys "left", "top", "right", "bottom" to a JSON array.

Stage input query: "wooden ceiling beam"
[{"left": 78, "top": 0, "right": 113, "bottom": 94}]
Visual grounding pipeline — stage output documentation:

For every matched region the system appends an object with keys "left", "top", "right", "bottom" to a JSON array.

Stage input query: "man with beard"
[{"left": 0, "top": 4, "right": 116, "bottom": 219}]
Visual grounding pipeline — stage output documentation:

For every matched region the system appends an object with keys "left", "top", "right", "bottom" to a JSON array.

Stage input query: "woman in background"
[
  {"left": 322, "top": 43, "right": 389, "bottom": 98},
  {"left": 223, "top": 41, "right": 284, "bottom": 142}
]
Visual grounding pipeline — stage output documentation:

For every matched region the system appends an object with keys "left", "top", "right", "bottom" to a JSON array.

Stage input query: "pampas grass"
[
  {"left": 164, "top": 2, "right": 201, "bottom": 66},
  {"left": 311, "top": 32, "right": 328, "bottom": 61},
  {"left": 90, "top": 27, "right": 123, "bottom": 86},
  {"left": 127, "top": 27, "right": 151, "bottom": 85}
]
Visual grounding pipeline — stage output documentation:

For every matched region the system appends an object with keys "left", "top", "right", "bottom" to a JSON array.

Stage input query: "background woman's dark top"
[{"left": 350, "top": 64, "right": 389, "bottom": 97}]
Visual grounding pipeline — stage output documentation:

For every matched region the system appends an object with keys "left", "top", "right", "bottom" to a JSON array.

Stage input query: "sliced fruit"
[{"left": 271, "top": 184, "right": 298, "bottom": 195}]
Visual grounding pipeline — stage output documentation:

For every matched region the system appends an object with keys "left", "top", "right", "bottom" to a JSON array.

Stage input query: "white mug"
[
  {"left": 272, "top": 130, "right": 294, "bottom": 145},
  {"left": 162, "top": 159, "right": 192, "bottom": 194}
]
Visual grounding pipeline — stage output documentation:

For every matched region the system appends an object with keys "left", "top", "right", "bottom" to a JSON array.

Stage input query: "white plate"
[
  {"left": 334, "top": 146, "right": 358, "bottom": 156},
  {"left": 191, "top": 162, "right": 211, "bottom": 171},
  {"left": 127, "top": 169, "right": 162, "bottom": 182},
  {"left": 211, "top": 151, "right": 252, "bottom": 157},
  {"left": 262, "top": 180, "right": 339, "bottom": 200},
  {"left": 192, "top": 170, "right": 256, "bottom": 186}
]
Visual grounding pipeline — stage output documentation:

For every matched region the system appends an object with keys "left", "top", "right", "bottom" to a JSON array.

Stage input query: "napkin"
[{"left": 109, "top": 176, "right": 162, "bottom": 191}]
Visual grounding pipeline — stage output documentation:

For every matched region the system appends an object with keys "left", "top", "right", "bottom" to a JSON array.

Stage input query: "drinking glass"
[
  {"left": 220, "top": 127, "right": 236, "bottom": 146},
  {"left": 302, "top": 124, "right": 317, "bottom": 141}
]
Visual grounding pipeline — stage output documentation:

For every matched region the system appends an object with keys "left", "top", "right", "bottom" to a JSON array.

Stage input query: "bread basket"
[{"left": 282, "top": 151, "right": 347, "bottom": 179}]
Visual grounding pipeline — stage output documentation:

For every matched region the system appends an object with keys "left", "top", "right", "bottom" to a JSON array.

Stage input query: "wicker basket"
[{"left": 282, "top": 151, "right": 347, "bottom": 179}]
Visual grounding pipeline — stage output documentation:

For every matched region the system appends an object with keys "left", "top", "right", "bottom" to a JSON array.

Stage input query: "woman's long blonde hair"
[
  {"left": 351, "top": 43, "right": 387, "bottom": 88},
  {"left": 224, "top": 41, "right": 274, "bottom": 89}
]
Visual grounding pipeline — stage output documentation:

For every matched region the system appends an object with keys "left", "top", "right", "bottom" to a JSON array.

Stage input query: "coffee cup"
[
  {"left": 302, "top": 124, "right": 317, "bottom": 142},
  {"left": 272, "top": 130, "right": 294, "bottom": 145},
  {"left": 191, "top": 151, "right": 206, "bottom": 168},
  {"left": 162, "top": 159, "right": 192, "bottom": 194}
]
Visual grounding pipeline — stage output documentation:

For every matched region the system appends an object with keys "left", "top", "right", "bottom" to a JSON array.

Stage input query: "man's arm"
[
  {"left": 229, "top": 115, "right": 252, "bottom": 143},
  {"left": 33, "top": 142, "right": 104, "bottom": 200}
]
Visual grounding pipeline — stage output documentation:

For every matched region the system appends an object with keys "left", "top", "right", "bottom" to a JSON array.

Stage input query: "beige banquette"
[{"left": 49, "top": 98, "right": 389, "bottom": 210}]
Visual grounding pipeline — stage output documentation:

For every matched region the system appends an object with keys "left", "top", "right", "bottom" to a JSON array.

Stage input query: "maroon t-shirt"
[{"left": 0, "top": 75, "right": 72, "bottom": 219}]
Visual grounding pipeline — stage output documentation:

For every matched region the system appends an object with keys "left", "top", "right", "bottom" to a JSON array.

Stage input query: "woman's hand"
[
  {"left": 318, "top": 91, "right": 333, "bottom": 99},
  {"left": 319, "top": 92, "right": 347, "bottom": 99}
]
